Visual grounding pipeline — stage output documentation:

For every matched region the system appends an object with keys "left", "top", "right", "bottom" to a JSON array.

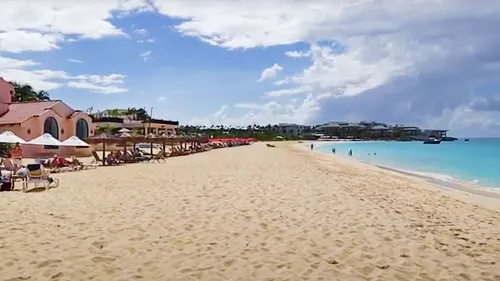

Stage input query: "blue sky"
[{"left": 2, "top": 1, "right": 500, "bottom": 137}]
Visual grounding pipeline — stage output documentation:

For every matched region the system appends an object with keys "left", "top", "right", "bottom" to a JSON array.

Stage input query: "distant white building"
[{"left": 276, "top": 123, "right": 307, "bottom": 137}]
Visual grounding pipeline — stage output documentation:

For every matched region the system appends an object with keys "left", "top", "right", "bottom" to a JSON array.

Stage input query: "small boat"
[
  {"left": 423, "top": 138, "right": 441, "bottom": 144},
  {"left": 464, "top": 138, "right": 470, "bottom": 142}
]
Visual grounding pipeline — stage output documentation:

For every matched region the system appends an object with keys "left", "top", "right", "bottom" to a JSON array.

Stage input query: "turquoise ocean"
[{"left": 315, "top": 139, "right": 500, "bottom": 189}]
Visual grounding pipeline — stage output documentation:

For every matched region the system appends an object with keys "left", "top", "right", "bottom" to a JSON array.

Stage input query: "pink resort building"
[{"left": 0, "top": 77, "right": 94, "bottom": 157}]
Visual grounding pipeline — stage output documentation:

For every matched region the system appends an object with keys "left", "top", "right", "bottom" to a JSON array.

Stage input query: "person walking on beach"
[
  {"left": 332, "top": 148, "right": 336, "bottom": 154},
  {"left": 310, "top": 144, "right": 314, "bottom": 150},
  {"left": 348, "top": 149, "right": 352, "bottom": 156}
]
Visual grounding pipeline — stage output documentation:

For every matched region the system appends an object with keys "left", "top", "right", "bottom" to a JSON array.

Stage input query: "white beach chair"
[{"left": 24, "top": 164, "right": 59, "bottom": 192}]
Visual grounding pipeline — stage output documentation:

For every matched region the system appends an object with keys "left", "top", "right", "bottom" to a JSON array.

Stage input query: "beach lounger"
[
  {"left": 127, "top": 150, "right": 150, "bottom": 162},
  {"left": 149, "top": 151, "right": 166, "bottom": 163},
  {"left": 80, "top": 162, "right": 98, "bottom": 170},
  {"left": 118, "top": 151, "right": 142, "bottom": 163},
  {"left": 24, "top": 164, "right": 59, "bottom": 192},
  {"left": 92, "top": 151, "right": 119, "bottom": 166},
  {"left": 91, "top": 151, "right": 103, "bottom": 165},
  {"left": 69, "top": 159, "right": 97, "bottom": 170},
  {"left": 170, "top": 147, "right": 188, "bottom": 157}
]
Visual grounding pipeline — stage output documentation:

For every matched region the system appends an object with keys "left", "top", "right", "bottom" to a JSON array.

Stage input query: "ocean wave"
[
  {"left": 374, "top": 165, "right": 500, "bottom": 194},
  {"left": 398, "top": 169, "right": 456, "bottom": 183}
]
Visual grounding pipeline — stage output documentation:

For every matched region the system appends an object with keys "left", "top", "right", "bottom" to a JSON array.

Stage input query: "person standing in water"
[
  {"left": 310, "top": 144, "right": 314, "bottom": 150},
  {"left": 332, "top": 148, "right": 336, "bottom": 154},
  {"left": 348, "top": 149, "right": 352, "bottom": 156}
]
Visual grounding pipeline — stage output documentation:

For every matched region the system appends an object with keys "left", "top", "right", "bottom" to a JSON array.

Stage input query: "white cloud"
[
  {"left": 257, "top": 63, "right": 283, "bottom": 82},
  {"left": 0, "top": 30, "right": 62, "bottom": 53},
  {"left": 138, "top": 38, "right": 155, "bottom": 43},
  {"left": 134, "top": 28, "right": 148, "bottom": 36},
  {"left": 285, "top": 50, "right": 310, "bottom": 58},
  {"left": 67, "top": 74, "right": 128, "bottom": 94},
  {"left": 265, "top": 86, "right": 313, "bottom": 97},
  {"left": 0, "top": 56, "right": 128, "bottom": 94},
  {"left": 140, "top": 50, "right": 152, "bottom": 61},
  {"left": 157, "top": 0, "right": 500, "bottom": 132},
  {"left": 278, "top": 43, "right": 413, "bottom": 98},
  {"left": 191, "top": 94, "right": 325, "bottom": 126},
  {"left": 152, "top": 0, "right": 500, "bottom": 49},
  {"left": 68, "top": 58, "right": 83, "bottom": 64},
  {"left": 67, "top": 80, "right": 128, "bottom": 94},
  {"left": 0, "top": 0, "right": 154, "bottom": 53},
  {"left": 0, "top": 56, "right": 67, "bottom": 90}
]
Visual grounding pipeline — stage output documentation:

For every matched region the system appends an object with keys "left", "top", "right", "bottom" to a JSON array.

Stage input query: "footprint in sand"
[
  {"left": 36, "top": 259, "right": 62, "bottom": 268},
  {"left": 91, "top": 241, "right": 108, "bottom": 249},
  {"left": 4, "top": 277, "right": 31, "bottom": 281},
  {"left": 51, "top": 272, "right": 64, "bottom": 279},
  {"left": 91, "top": 256, "right": 117, "bottom": 263},
  {"left": 129, "top": 236, "right": 147, "bottom": 241},
  {"left": 223, "top": 259, "right": 236, "bottom": 267}
]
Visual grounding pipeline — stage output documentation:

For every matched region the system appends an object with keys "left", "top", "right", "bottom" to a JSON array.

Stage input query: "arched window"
[
  {"left": 44, "top": 117, "right": 59, "bottom": 149},
  {"left": 76, "top": 119, "right": 89, "bottom": 140}
]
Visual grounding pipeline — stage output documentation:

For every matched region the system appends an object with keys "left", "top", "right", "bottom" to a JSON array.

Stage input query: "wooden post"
[{"left": 102, "top": 142, "right": 106, "bottom": 166}]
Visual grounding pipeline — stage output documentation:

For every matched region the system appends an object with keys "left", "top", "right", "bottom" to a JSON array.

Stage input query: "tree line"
[{"left": 179, "top": 125, "right": 305, "bottom": 141}]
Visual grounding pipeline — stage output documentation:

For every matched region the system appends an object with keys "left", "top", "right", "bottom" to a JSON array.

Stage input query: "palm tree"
[
  {"left": 9, "top": 82, "right": 51, "bottom": 102},
  {"left": 95, "top": 124, "right": 118, "bottom": 134},
  {"left": 106, "top": 109, "right": 122, "bottom": 117},
  {"left": 135, "top": 108, "right": 149, "bottom": 120},
  {"left": 35, "top": 90, "right": 50, "bottom": 101}
]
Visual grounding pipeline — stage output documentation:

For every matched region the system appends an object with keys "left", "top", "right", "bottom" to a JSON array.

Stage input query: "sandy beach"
[{"left": 1, "top": 143, "right": 499, "bottom": 281}]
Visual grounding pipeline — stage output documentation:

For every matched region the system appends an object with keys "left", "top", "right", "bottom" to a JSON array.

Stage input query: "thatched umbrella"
[
  {"left": 88, "top": 133, "right": 119, "bottom": 165},
  {"left": 146, "top": 133, "right": 157, "bottom": 155}
]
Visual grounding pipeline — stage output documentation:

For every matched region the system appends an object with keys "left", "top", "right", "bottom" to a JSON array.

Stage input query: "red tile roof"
[
  {"left": 0, "top": 77, "right": 14, "bottom": 90},
  {"left": 69, "top": 110, "right": 84, "bottom": 118},
  {"left": 0, "top": 101, "right": 59, "bottom": 125}
]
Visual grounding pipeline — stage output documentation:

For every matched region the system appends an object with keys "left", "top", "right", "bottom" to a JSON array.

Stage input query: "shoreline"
[
  {"left": 296, "top": 142, "right": 500, "bottom": 211},
  {"left": 309, "top": 140, "right": 500, "bottom": 192}
]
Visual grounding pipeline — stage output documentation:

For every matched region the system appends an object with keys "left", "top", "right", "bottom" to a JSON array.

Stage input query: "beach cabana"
[
  {"left": 61, "top": 136, "right": 90, "bottom": 147},
  {"left": 27, "top": 133, "right": 64, "bottom": 146},
  {"left": 118, "top": 128, "right": 131, "bottom": 134},
  {"left": 87, "top": 133, "right": 120, "bottom": 165},
  {"left": 0, "top": 131, "right": 27, "bottom": 144}
]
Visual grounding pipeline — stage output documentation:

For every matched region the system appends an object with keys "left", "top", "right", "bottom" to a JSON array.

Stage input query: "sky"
[{"left": 1, "top": 0, "right": 500, "bottom": 137}]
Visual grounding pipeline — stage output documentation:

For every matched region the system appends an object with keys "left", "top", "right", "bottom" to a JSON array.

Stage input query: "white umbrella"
[
  {"left": 27, "top": 133, "right": 63, "bottom": 146},
  {"left": 118, "top": 128, "right": 131, "bottom": 133},
  {"left": 61, "top": 136, "right": 90, "bottom": 147},
  {"left": 0, "top": 131, "right": 27, "bottom": 144}
]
